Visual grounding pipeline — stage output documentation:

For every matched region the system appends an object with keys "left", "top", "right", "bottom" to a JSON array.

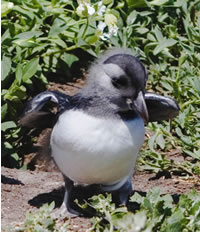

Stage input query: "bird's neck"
[{"left": 75, "top": 85, "right": 137, "bottom": 120}]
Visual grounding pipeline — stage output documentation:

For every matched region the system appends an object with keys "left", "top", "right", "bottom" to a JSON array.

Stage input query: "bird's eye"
[{"left": 112, "top": 76, "right": 128, "bottom": 88}]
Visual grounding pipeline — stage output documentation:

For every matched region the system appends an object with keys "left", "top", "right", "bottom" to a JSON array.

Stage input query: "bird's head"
[{"left": 87, "top": 48, "right": 149, "bottom": 122}]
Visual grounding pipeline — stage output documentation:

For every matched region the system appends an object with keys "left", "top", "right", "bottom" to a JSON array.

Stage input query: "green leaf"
[
  {"left": 22, "top": 58, "right": 39, "bottom": 83},
  {"left": 165, "top": 208, "right": 185, "bottom": 231},
  {"left": 12, "top": 31, "right": 42, "bottom": 48},
  {"left": 150, "top": 0, "right": 169, "bottom": 6},
  {"left": 61, "top": 53, "right": 79, "bottom": 68},
  {"left": 12, "top": 5, "right": 35, "bottom": 20},
  {"left": 103, "top": 0, "right": 113, "bottom": 5},
  {"left": 148, "top": 133, "right": 157, "bottom": 150},
  {"left": 178, "top": 55, "right": 187, "bottom": 66},
  {"left": 1, "top": 104, "right": 8, "bottom": 121},
  {"left": 16, "top": 63, "right": 23, "bottom": 84},
  {"left": 127, "top": 10, "right": 138, "bottom": 25},
  {"left": 13, "top": 31, "right": 43, "bottom": 40},
  {"left": 160, "top": 80, "right": 174, "bottom": 91},
  {"left": 153, "top": 25, "right": 164, "bottom": 41},
  {"left": 49, "top": 17, "right": 68, "bottom": 37},
  {"left": 50, "top": 37, "right": 66, "bottom": 48},
  {"left": 153, "top": 38, "right": 177, "bottom": 55},
  {"left": 147, "top": 187, "right": 161, "bottom": 204},
  {"left": 189, "top": 77, "right": 200, "bottom": 94},
  {"left": 87, "top": 35, "right": 99, "bottom": 44},
  {"left": 1, "top": 2, "right": 14, "bottom": 17},
  {"left": 183, "top": 149, "right": 200, "bottom": 160},
  {"left": 5, "top": 84, "right": 26, "bottom": 101},
  {"left": 1, "top": 29, "right": 11, "bottom": 44},
  {"left": 1, "top": 56, "right": 11, "bottom": 81},
  {"left": 13, "top": 40, "right": 39, "bottom": 48},
  {"left": 1, "top": 121, "right": 17, "bottom": 132},
  {"left": 130, "top": 192, "right": 144, "bottom": 204},
  {"left": 136, "top": 27, "right": 149, "bottom": 34},
  {"left": 156, "top": 133, "right": 165, "bottom": 149},
  {"left": 126, "top": 0, "right": 150, "bottom": 8},
  {"left": 11, "top": 153, "right": 20, "bottom": 161}
]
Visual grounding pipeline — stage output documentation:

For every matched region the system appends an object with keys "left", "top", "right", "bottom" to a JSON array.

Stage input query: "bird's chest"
[{"left": 51, "top": 110, "right": 145, "bottom": 184}]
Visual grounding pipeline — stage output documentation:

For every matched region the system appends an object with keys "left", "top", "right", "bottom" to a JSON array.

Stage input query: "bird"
[{"left": 20, "top": 48, "right": 179, "bottom": 217}]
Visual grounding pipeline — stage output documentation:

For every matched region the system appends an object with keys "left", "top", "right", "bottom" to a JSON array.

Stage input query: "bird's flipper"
[
  {"left": 19, "top": 91, "right": 71, "bottom": 128},
  {"left": 145, "top": 92, "right": 180, "bottom": 122}
]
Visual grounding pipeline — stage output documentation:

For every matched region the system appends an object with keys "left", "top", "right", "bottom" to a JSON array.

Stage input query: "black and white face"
[
  {"left": 101, "top": 53, "right": 149, "bottom": 122},
  {"left": 102, "top": 54, "right": 147, "bottom": 98}
]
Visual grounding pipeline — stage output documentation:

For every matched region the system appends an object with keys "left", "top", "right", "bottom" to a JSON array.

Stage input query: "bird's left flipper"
[
  {"left": 19, "top": 91, "right": 71, "bottom": 128},
  {"left": 144, "top": 92, "right": 180, "bottom": 122}
]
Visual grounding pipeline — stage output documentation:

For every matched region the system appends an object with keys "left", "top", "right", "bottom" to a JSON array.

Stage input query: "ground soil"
[{"left": 1, "top": 82, "right": 200, "bottom": 231}]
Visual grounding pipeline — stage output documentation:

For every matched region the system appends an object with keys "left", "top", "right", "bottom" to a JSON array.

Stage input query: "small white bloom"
[
  {"left": 98, "top": 20, "right": 118, "bottom": 41},
  {"left": 98, "top": 1, "right": 103, "bottom": 7},
  {"left": 76, "top": 2, "right": 95, "bottom": 17},
  {"left": 99, "top": 24, "right": 118, "bottom": 40},
  {"left": 97, "top": 1, "right": 106, "bottom": 16},
  {"left": 108, "top": 24, "right": 118, "bottom": 36},
  {"left": 98, "top": 21, "right": 107, "bottom": 32},
  {"left": 76, "top": 3, "right": 86, "bottom": 17},
  {"left": 8, "top": 2, "right": 14, "bottom": 8},
  {"left": 98, "top": 21, "right": 109, "bottom": 40},
  {"left": 86, "top": 3, "right": 95, "bottom": 15}
]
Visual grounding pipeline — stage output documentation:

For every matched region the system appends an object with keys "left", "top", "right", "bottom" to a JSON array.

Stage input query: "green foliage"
[
  {"left": 86, "top": 188, "right": 200, "bottom": 232},
  {"left": 9, "top": 189, "right": 200, "bottom": 231},
  {"left": 139, "top": 149, "right": 200, "bottom": 177},
  {"left": 13, "top": 202, "right": 69, "bottom": 232}
]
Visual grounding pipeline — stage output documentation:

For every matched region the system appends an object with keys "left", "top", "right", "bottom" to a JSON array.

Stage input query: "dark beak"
[{"left": 133, "top": 91, "right": 149, "bottom": 123}]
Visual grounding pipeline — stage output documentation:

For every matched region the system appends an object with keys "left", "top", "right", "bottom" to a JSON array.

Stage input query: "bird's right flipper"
[
  {"left": 19, "top": 91, "right": 71, "bottom": 128},
  {"left": 145, "top": 92, "right": 180, "bottom": 122}
]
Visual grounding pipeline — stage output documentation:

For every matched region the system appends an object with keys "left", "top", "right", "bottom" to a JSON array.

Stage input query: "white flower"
[
  {"left": 8, "top": 2, "right": 14, "bottom": 8},
  {"left": 97, "top": 1, "right": 106, "bottom": 16},
  {"left": 98, "top": 21, "right": 107, "bottom": 32},
  {"left": 98, "top": 19, "right": 118, "bottom": 41},
  {"left": 76, "top": 3, "right": 85, "bottom": 16},
  {"left": 97, "top": 21, "right": 108, "bottom": 40},
  {"left": 86, "top": 3, "right": 95, "bottom": 15},
  {"left": 76, "top": 1, "right": 95, "bottom": 17},
  {"left": 108, "top": 24, "right": 118, "bottom": 36}
]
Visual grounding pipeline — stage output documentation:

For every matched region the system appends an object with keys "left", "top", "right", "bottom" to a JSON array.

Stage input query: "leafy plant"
[
  {"left": 13, "top": 202, "right": 69, "bottom": 232},
  {"left": 6, "top": 188, "right": 199, "bottom": 231},
  {"left": 86, "top": 188, "right": 200, "bottom": 232},
  {"left": 138, "top": 149, "right": 200, "bottom": 176}
]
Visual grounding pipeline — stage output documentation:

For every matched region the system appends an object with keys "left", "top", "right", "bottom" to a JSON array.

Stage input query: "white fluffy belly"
[{"left": 50, "top": 110, "right": 145, "bottom": 185}]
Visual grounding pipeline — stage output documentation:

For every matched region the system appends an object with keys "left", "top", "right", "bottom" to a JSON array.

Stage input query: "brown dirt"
[
  {"left": 2, "top": 156, "right": 200, "bottom": 231},
  {"left": 1, "top": 167, "right": 91, "bottom": 232},
  {"left": 2, "top": 82, "right": 200, "bottom": 231}
]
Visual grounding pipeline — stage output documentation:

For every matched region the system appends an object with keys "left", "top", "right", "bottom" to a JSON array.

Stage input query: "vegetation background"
[{"left": 1, "top": 0, "right": 200, "bottom": 231}]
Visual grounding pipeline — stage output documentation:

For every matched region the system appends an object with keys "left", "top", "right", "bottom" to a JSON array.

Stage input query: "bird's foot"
[{"left": 51, "top": 202, "right": 83, "bottom": 220}]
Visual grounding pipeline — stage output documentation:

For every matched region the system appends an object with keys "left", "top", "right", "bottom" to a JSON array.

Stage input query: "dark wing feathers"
[
  {"left": 24, "top": 91, "right": 70, "bottom": 113},
  {"left": 19, "top": 90, "right": 180, "bottom": 128},
  {"left": 19, "top": 91, "right": 71, "bottom": 128},
  {"left": 145, "top": 92, "right": 180, "bottom": 122}
]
